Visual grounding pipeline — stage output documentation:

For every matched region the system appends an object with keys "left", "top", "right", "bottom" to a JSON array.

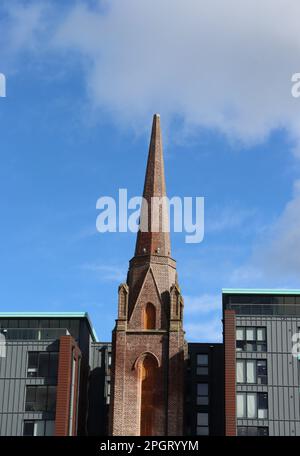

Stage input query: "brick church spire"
[
  {"left": 109, "top": 115, "right": 187, "bottom": 436},
  {"left": 135, "top": 113, "right": 171, "bottom": 258}
]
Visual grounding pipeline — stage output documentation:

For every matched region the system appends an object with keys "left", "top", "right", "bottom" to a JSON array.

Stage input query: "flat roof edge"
[
  {"left": 222, "top": 288, "right": 300, "bottom": 295},
  {"left": 0, "top": 312, "right": 99, "bottom": 342}
]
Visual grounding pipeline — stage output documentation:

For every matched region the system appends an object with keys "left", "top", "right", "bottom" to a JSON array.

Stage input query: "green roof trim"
[
  {"left": 0, "top": 312, "right": 98, "bottom": 342},
  {"left": 222, "top": 288, "right": 300, "bottom": 295}
]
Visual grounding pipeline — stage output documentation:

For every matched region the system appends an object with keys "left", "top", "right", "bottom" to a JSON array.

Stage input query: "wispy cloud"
[
  {"left": 1, "top": 1, "right": 50, "bottom": 54},
  {"left": 185, "top": 293, "right": 221, "bottom": 314},
  {"left": 80, "top": 263, "right": 126, "bottom": 282},
  {"left": 70, "top": 225, "right": 98, "bottom": 242},
  {"left": 231, "top": 180, "right": 300, "bottom": 286},
  {"left": 206, "top": 206, "right": 257, "bottom": 233}
]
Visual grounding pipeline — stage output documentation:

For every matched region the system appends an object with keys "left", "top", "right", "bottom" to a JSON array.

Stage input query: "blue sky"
[{"left": 1, "top": 0, "right": 300, "bottom": 342}]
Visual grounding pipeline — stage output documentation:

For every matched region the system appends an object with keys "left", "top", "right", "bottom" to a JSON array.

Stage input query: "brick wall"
[
  {"left": 54, "top": 336, "right": 81, "bottom": 436},
  {"left": 224, "top": 310, "right": 236, "bottom": 436}
]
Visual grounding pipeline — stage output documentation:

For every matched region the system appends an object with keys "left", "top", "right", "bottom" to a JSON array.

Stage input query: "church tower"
[{"left": 109, "top": 114, "right": 187, "bottom": 436}]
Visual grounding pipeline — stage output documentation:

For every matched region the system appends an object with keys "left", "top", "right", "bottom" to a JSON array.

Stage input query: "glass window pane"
[
  {"left": 247, "top": 393, "right": 257, "bottom": 418},
  {"left": 35, "top": 421, "right": 45, "bottom": 436},
  {"left": 246, "top": 341, "right": 256, "bottom": 351},
  {"left": 49, "top": 353, "right": 59, "bottom": 379},
  {"left": 257, "top": 359, "right": 267, "bottom": 372},
  {"left": 26, "top": 386, "right": 36, "bottom": 401},
  {"left": 197, "top": 367, "right": 208, "bottom": 375},
  {"left": 23, "top": 421, "right": 35, "bottom": 436},
  {"left": 247, "top": 427, "right": 259, "bottom": 436},
  {"left": 246, "top": 360, "right": 256, "bottom": 383},
  {"left": 258, "top": 408, "right": 268, "bottom": 419},
  {"left": 246, "top": 328, "right": 255, "bottom": 341},
  {"left": 197, "top": 396, "right": 209, "bottom": 405},
  {"left": 197, "top": 413, "right": 208, "bottom": 426},
  {"left": 236, "top": 328, "right": 244, "bottom": 341},
  {"left": 45, "top": 421, "right": 55, "bottom": 436},
  {"left": 258, "top": 427, "right": 269, "bottom": 436},
  {"left": 197, "top": 383, "right": 208, "bottom": 395},
  {"left": 38, "top": 353, "right": 49, "bottom": 377},
  {"left": 236, "top": 340, "right": 244, "bottom": 352},
  {"left": 257, "top": 328, "right": 266, "bottom": 341},
  {"left": 47, "top": 386, "right": 57, "bottom": 412},
  {"left": 257, "top": 342, "right": 267, "bottom": 352},
  {"left": 197, "top": 354, "right": 208, "bottom": 366},
  {"left": 237, "top": 394, "right": 246, "bottom": 418},
  {"left": 197, "top": 426, "right": 209, "bottom": 435},
  {"left": 36, "top": 386, "right": 47, "bottom": 411},
  {"left": 28, "top": 352, "right": 38, "bottom": 369},
  {"left": 237, "top": 426, "right": 247, "bottom": 436},
  {"left": 236, "top": 360, "right": 245, "bottom": 383},
  {"left": 258, "top": 393, "right": 268, "bottom": 409}
]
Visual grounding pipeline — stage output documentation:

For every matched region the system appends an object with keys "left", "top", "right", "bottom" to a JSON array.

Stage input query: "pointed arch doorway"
[{"left": 138, "top": 354, "right": 158, "bottom": 436}]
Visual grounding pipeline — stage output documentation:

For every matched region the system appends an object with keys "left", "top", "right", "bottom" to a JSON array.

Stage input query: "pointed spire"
[{"left": 134, "top": 114, "right": 171, "bottom": 257}]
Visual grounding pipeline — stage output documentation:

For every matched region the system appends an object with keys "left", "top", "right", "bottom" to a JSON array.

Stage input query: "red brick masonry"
[
  {"left": 54, "top": 335, "right": 81, "bottom": 436},
  {"left": 224, "top": 309, "right": 236, "bottom": 436}
]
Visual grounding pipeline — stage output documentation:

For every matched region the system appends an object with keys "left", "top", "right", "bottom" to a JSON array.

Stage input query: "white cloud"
[
  {"left": 3, "top": 0, "right": 300, "bottom": 151},
  {"left": 50, "top": 0, "right": 300, "bottom": 149},
  {"left": 185, "top": 293, "right": 221, "bottom": 314}
]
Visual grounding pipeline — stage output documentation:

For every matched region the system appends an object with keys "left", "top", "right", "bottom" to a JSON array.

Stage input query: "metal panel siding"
[
  {"left": 236, "top": 315, "right": 300, "bottom": 436},
  {"left": 0, "top": 340, "right": 57, "bottom": 436}
]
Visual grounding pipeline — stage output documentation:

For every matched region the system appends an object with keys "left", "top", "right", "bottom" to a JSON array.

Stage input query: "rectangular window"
[
  {"left": 197, "top": 412, "right": 209, "bottom": 435},
  {"left": 23, "top": 421, "right": 35, "bottom": 436},
  {"left": 27, "top": 352, "right": 59, "bottom": 379},
  {"left": 247, "top": 393, "right": 257, "bottom": 419},
  {"left": 237, "top": 393, "right": 246, "bottom": 418},
  {"left": 106, "top": 380, "right": 111, "bottom": 405},
  {"left": 236, "top": 393, "right": 268, "bottom": 419},
  {"left": 23, "top": 420, "right": 55, "bottom": 436},
  {"left": 258, "top": 392, "right": 268, "bottom": 419},
  {"left": 246, "top": 360, "right": 256, "bottom": 383},
  {"left": 197, "top": 383, "right": 209, "bottom": 405},
  {"left": 236, "top": 359, "right": 267, "bottom": 385},
  {"left": 257, "top": 360, "right": 267, "bottom": 385},
  {"left": 25, "top": 386, "right": 57, "bottom": 412},
  {"left": 236, "top": 360, "right": 245, "bottom": 383},
  {"left": 236, "top": 327, "right": 267, "bottom": 352},
  {"left": 196, "top": 354, "right": 208, "bottom": 375}
]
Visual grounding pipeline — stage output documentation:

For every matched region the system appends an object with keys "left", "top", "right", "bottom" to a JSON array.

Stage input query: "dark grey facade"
[
  {"left": 0, "top": 337, "right": 60, "bottom": 436},
  {"left": 0, "top": 313, "right": 97, "bottom": 436},
  {"left": 87, "top": 342, "right": 111, "bottom": 435},
  {"left": 223, "top": 289, "right": 300, "bottom": 436},
  {"left": 184, "top": 343, "right": 225, "bottom": 436}
]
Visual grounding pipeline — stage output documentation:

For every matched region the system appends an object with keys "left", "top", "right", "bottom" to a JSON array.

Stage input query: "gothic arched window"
[
  {"left": 143, "top": 303, "right": 156, "bottom": 330},
  {"left": 139, "top": 355, "right": 158, "bottom": 435}
]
